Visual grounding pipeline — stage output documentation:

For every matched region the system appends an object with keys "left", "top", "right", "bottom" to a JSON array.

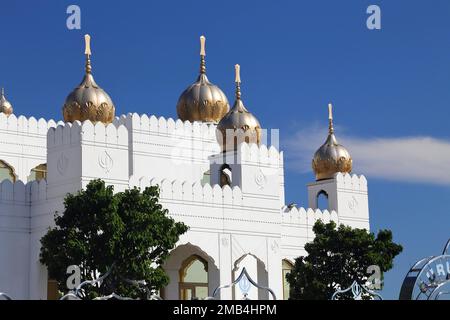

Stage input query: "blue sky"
[{"left": 1, "top": 0, "right": 450, "bottom": 299}]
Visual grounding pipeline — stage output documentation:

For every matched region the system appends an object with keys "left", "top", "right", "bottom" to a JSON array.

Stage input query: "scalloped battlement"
[
  {"left": 0, "top": 179, "right": 47, "bottom": 203},
  {"left": 335, "top": 172, "right": 368, "bottom": 192},
  {"left": 47, "top": 120, "right": 128, "bottom": 148},
  {"left": 281, "top": 205, "right": 339, "bottom": 225},
  {"left": 129, "top": 175, "right": 243, "bottom": 206},
  {"left": 116, "top": 113, "right": 217, "bottom": 141},
  {"left": 0, "top": 113, "right": 57, "bottom": 134},
  {"left": 210, "top": 142, "right": 283, "bottom": 166}
]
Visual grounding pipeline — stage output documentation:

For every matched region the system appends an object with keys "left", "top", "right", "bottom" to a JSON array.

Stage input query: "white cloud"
[{"left": 284, "top": 124, "right": 450, "bottom": 185}]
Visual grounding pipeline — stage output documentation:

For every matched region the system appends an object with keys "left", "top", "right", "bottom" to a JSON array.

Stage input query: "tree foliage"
[
  {"left": 286, "top": 220, "right": 402, "bottom": 300},
  {"left": 40, "top": 179, "right": 188, "bottom": 299}
]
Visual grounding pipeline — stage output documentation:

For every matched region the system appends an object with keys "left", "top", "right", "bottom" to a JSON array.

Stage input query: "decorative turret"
[
  {"left": 216, "top": 64, "right": 261, "bottom": 152},
  {"left": 312, "top": 104, "right": 352, "bottom": 180},
  {"left": 176, "top": 36, "right": 230, "bottom": 123},
  {"left": 62, "top": 34, "right": 115, "bottom": 124}
]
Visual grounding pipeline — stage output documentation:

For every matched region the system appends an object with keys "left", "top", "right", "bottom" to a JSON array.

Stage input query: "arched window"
[
  {"left": 179, "top": 255, "right": 208, "bottom": 300},
  {"left": 316, "top": 190, "right": 329, "bottom": 210},
  {"left": 219, "top": 164, "right": 232, "bottom": 187},
  {"left": 28, "top": 163, "right": 47, "bottom": 182},
  {"left": 0, "top": 160, "right": 16, "bottom": 182},
  {"left": 282, "top": 259, "right": 294, "bottom": 300}
]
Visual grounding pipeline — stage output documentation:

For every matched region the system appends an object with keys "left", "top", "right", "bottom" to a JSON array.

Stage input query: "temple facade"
[{"left": 0, "top": 35, "right": 370, "bottom": 300}]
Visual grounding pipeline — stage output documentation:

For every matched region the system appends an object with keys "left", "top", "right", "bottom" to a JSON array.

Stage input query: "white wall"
[
  {"left": 0, "top": 114, "right": 56, "bottom": 182},
  {"left": 0, "top": 114, "right": 372, "bottom": 300}
]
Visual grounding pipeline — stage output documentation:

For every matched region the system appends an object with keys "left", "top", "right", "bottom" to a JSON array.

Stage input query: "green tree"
[
  {"left": 286, "top": 220, "right": 402, "bottom": 300},
  {"left": 40, "top": 179, "right": 188, "bottom": 299}
]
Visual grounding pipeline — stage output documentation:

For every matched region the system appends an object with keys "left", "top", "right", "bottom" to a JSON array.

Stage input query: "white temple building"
[{"left": 0, "top": 35, "right": 370, "bottom": 300}]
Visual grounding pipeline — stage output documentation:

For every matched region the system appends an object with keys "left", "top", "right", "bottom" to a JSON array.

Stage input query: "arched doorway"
[
  {"left": 179, "top": 255, "right": 209, "bottom": 300},
  {"left": 282, "top": 259, "right": 294, "bottom": 300},
  {"left": 163, "top": 243, "right": 219, "bottom": 300},
  {"left": 232, "top": 254, "right": 269, "bottom": 300}
]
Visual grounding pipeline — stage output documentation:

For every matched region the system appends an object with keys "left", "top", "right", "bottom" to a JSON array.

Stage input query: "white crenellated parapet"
[
  {"left": 281, "top": 206, "right": 339, "bottom": 227},
  {"left": 0, "top": 114, "right": 57, "bottom": 182},
  {"left": 0, "top": 179, "right": 28, "bottom": 204},
  {"left": 307, "top": 172, "right": 369, "bottom": 230},
  {"left": 0, "top": 113, "right": 57, "bottom": 134},
  {"left": 117, "top": 113, "right": 217, "bottom": 140},
  {"left": 121, "top": 113, "right": 220, "bottom": 183},
  {"left": 46, "top": 120, "right": 129, "bottom": 198},
  {"left": 280, "top": 206, "right": 340, "bottom": 262},
  {"left": 129, "top": 175, "right": 243, "bottom": 207},
  {"left": 335, "top": 171, "right": 368, "bottom": 192}
]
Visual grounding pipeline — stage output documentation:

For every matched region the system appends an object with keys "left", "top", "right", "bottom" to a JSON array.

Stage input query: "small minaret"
[
  {"left": 209, "top": 65, "right": 282, "bottom": 210},
  {"left": 307, "top": 104, "right": 369, "bottom": 229}
]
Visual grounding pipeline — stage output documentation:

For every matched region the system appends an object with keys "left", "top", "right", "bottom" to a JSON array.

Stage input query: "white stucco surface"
[{"left": 0, "top": 113, "right": 370, "bottom": 300}]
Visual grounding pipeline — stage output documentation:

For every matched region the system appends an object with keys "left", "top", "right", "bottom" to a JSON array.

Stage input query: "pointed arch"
[
  {"left": 282, "top": 259, "right": 294, "bottom": 300},
  {"left": 0, "top": 160, "right": 16, "bottom": 182},
  {"left": 28, "top": 163, "right": 47, "bottom": 182}
]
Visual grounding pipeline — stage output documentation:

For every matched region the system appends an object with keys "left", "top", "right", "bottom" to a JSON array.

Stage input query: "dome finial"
[
  {"left": 235, "top": 64, "right": 241, "bottom": 100},
  {"left": 328, "top": 103, "right": 334, "bottom": 134},
  {"left": 200, "top": 35, "right": 206, "bottom": 74},
  {"left": 84, "top": 34, "right": 92, "bottom": 74},
  {"left": 62, "top": 34, "right": 115, "bottom": 124},
  {"left": 0, "top": 87, "right": 13, "bottom": 116},
  {"left": 312, "top": 103, "right": 352, "bottom": 180},
  {"left": 216, "top": 64, "right": 261, "bottom": 152},
  {"left": 176, "top": 36, "right": 230, "bottom": 123}
]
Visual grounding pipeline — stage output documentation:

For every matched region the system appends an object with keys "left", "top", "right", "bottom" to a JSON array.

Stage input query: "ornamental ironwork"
[{"left": 399, "top": 238, "right": 450, "bottom": 300}]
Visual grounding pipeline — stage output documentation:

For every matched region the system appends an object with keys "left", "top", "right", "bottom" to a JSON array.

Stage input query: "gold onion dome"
[
  {"left": 216, "top": 64, "right": 261, "bottom": 152},
  {"left": 176, "top": 36, "right": 230, "bottom": 123},
  {"left": 62, "top": 34, "right": 115, "bottom": 124},
  {"left": 312, "top": 104, "right": 352, "bottom": 180},
  {"left": 0, "top": 88, "right": 13, "bottom": 116}
]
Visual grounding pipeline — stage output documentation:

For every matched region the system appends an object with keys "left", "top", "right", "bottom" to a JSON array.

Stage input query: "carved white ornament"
[
  {"left": 98, "top": 151, "right": 113, "bottom": 174},
  {"left": 57, "top": 153, "right": 69, "bottom": 176},
  {"left": 348, "top": 196, "right": 359, "bottom": 213},
  {"left": 254, "top": 169, "right": 267, "bottom": 190},
  {"left": 271, "top": 240, "right": 279, "bottom": 253},
  {"left": 221, "top": 237, "right": 230, "bottom": 247}
]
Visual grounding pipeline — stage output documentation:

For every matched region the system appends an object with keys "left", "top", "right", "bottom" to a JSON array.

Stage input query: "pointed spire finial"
[
  {"left": 1, "top": 88, "right": 4, "bottom": 97},
  {"left": 328, "top": 103, "right": 334, "bottom": 134},
  {"left": 84, "top": 34, "right": 92, "bottom": 74},
  {"left": 199, "top": 35, "right": 206, "bottom": 74},
  {"left": 200, "top": 35, "right": 206, "bottom": 56},
  {"left": 235, "top": 64, "right": 241, "bottom": 100}
]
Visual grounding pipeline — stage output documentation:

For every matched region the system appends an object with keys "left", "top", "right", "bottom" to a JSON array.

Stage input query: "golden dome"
[
  {"left": 177, "top": 36, "right": 230, "bottom": 123},
  {"left": 312, "top": 104, "right": 352, "bottom": 180},
  {"left": 216, "top": 64, "right": 261, "bottom": 152},
  {"left": 0, "top": 88, "right": 13, "bottom": 116},
  {"left": 62, "top": 35, "right": 115, "bottom": 124}
]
